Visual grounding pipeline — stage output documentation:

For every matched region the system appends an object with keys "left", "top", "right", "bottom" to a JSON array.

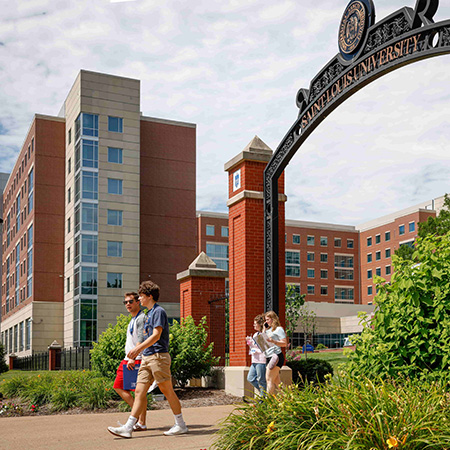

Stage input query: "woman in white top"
[
  {"left": 264, "top": 310, "right": 287, "bottom": 394},
  {"left": 246, "top": 314, "right": 267, "bottom": 397}
]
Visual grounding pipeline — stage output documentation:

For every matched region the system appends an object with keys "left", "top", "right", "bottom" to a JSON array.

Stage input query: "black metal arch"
[{"left": 264, "top": 0, "right": 450, "bottom": 313}]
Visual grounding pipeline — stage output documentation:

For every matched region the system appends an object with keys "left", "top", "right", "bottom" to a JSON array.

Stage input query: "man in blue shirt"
[{"left": 108, "top": 281, "right": 188, "bottom": 438}]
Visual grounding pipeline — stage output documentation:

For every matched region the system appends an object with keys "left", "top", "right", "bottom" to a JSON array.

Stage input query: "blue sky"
[{"left": 1, "top": 0, "right": 449, "bottom": 225}]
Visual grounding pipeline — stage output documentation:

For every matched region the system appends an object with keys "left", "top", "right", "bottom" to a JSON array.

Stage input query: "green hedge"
[{"left": 286, "top": 358, "right": 333, "bottom": 385}]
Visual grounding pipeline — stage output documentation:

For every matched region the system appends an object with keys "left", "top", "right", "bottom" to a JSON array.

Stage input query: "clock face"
[{"left": 339, "top": 1, "right": 367, "bottom": 56}]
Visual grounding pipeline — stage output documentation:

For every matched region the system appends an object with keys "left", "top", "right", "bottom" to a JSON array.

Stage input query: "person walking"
[
  {"left": 107, "top": 281, "right": 188, "bottom": 439},
  {"left": 112, "top": 292, "right": 147, "bottom": 431},
  {"left": 264, "top": 311, "right": 287, "bottom": 395},
  {"left": 246, "top": 314, "right": 267, "bottom": 398}
]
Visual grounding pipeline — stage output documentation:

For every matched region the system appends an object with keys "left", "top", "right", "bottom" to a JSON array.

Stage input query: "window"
[
  {"left": 335, "top": 287, "right": 354, "bottom": 302},
  {"left": 27, "top": 225, "right": 33, "bottom": 298},
  {"left": 108, "top": 147, "right": 123, "bottom": 164},
  {"left": 286, "top": 284, "right": 300, "bottom": 297},
  {"left": 108, "top": 116, "right": 123, "bottom": 133},
  {"left": 375, "top": 234, "right": 381, "bottom": 244},
  {"left": 320, "top": 269, "right": 328, "bottom": 279},
  {"left": 385, "top": 248, "right": 391, "bottom": 258},
  {"left": 367, "top": 253, "right": 372, "bottom": 263},
  {"left": 221, "top": 226, "right": 229, "bottom": 237},
  {"left": 67, "top": 277, "right": 71, "bottom": 293},
  {"left": 81, "top": 203, "right": 98, "bottom": 232},
  {"left": 68, "top": 188, "right": 71, "bottom": 203},
  {"left": 335, "top": 268, "right": 354, "bottom": 280},
  {"left": 286, "top": 251, "right": 300, "bottom": 277},
  {"left": 307, "top": 252, "right": 315, "bottom": 262},
  {"left": 82, "top": 140, "right": 98, "bottom": 168},
  {"left": 399, "top": 224, "right": 405, "bottom": 235},
  {"left": 206, "top": 243, "right": 229, "bottom": 270},
  {"left": 107, "top": 178, "right": 122, "bottom": 195},
  {"left": 335, "top": 254, "right": 353, "bottom": 268},
  {"left": 409, "top": 222, "right": 415, "bottom": 232},
  {"left": 107, "top": 209, "right": 123, "bottom": 226},
  {"left": 376, "top": 267, "right": 381, "bottom": 277},
  {"left": 68, "top": 158, "right": 71, "bottom": 174},
  {"left": 82, "top": 113, "right": 99, "bottom": 137},
  {"left": 367, "top": 269, "right": 372, "bottom": 279},
  {"left": 67, "top": 217, "right": 71, "bottom": 233},
  {"left": 14, "top": 325, "right": 18, "bottom": 353},
  {"left": 320, "top": 236, "right": 327, "bottom": 246},
  {"left": 293, "top": 234, "right": 300, "bottom": 244},
  {"left": 19, "top": 321, "right": 24, "bottom": 352},
  {"left": 78, "top": 267, "right": 98, "bottom": 295},
  {"left": 385, "top": 231, "right": 391, "bottom": 241},
  {"left": 83, "top": 172, "right": 99, "bottom": 199},
  {"left": 347, "top": 239, "right": 354, "bottom": 249},
  {"left": 386, "top": 265, "right": 391, "bottom": 275},
  {"left": 367, "top": 237, "right": 372, "bottom": 246},
  {"left": 107, "top": 241, "right": 123, "bottom": 257},
  {"left": 307, "top": 285, "right": 315, "bottom": 295},
  {"left": 375, "top": 251, "right": 381, "bottom": 261},
  {"left": 307, "top": 268, "right": 315, "bottom": 278},
  {"left": 16, "top": 195, "right": 20, "bottom": 232},
  {"left": 81, "top": 235, "right": 97, "bottom": 263},
  {"left": 25, "top": 319, "right": 31, "bottom": 350},
  {"left": 107, "top": 272, "right": 122, "bottom": 288},
  {"left": 67, "top": 247, "right": 70, "bottom": 263},
  {"left": 206, "top": 225, "right": 215, "bottom": 236},
  {"left": 368, "top": 286, "right": 373, "bottom": 296},
  {"left": 334, "top": 237, "right": 341, "bottom": 247},
  {"left": 320, "top": 286, "right": 328, "bottom": 295},
  {"left": 307, "top": 236, "right": 315, "bottom": 246},
  {"left": 68, "top": 128, "right": 72, "bottom": 145},
  {"left": 320, "top": 253, "right": 328, "bottom": 263}
]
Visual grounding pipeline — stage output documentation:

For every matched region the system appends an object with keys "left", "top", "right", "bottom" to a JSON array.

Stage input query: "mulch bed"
[{"left": 0, "top": 387, "right": 241, "bottom": 418}]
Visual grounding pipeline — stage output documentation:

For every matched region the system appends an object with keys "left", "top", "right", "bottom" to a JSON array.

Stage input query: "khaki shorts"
[{"left": 136, "top": 352, "right": 172, "bottom": 385}]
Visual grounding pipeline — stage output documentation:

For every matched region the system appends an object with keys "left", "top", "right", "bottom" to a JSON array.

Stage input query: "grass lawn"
[
  {"left": 305, "top": 351, "right": 349, "bottom": 371},
  {"left": 1, "top": 370, "right": 65, "bottom": 382}
]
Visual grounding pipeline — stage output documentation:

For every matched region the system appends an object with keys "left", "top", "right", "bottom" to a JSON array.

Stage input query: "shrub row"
[{"left": 213, "top": 375, "right": 450, "bottom": 450}]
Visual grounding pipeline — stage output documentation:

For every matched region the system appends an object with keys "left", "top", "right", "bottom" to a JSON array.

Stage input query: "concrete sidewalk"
[{"left": 0, "top": 404, "right": 236, "bottom": 450}]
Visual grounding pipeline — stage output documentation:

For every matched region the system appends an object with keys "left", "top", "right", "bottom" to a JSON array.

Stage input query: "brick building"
[{"left": 1, "top": 70, "right": 196, "bottom": 355}]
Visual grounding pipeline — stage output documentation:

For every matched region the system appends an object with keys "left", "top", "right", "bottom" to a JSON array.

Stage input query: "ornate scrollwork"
[
  {"left": 364, "top": 13, "right": 411, "bottom": 54},
  {"left": 309, "top": 61, "right": 345, "bottom": 103},
  {"left": 442, "top": 27, "right": 450, "bottom": 46}
]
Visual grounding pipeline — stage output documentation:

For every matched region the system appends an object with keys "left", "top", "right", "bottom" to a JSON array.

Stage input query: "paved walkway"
[{"left": 0, "top": 404, "right": 236, "bottom": 450}]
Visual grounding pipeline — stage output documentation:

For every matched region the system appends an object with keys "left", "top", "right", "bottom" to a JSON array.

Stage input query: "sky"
[{"left": 0, "top": 0, "right": 449, "bottom": 226}]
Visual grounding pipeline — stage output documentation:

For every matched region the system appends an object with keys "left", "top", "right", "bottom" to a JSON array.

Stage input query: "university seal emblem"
[{"left": 338, "top": 1, "right": 367, "bottom": 58}]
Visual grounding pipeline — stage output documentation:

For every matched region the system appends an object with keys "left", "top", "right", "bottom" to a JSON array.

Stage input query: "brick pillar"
[
  {"left": 177, "top": 252, "right": 227, "bottom": 366},
  {"left": 8, "top": 354, "right": 16, "bottom": 370},
  {"left": 48, "top": 340, "right": 62, "bottom": 371},
  {"left": 225, "top": 136, "right": 286, "bottom": 367}
]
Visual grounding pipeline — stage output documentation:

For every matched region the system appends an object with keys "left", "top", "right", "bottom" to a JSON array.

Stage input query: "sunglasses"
[{"left": 123, "top": 299, "right": 135, "bottom": 305}]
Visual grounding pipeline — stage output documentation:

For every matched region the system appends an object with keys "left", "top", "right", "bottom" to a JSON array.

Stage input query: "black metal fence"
[
  {"left": 12, "top": 346, "right": 92, "bottom": 371},
  {"left": 13, "top": 350, "right": 49, "bottom": 370},
  {"left": 57, "top": 346, "right": 92, "bottom": 370}
]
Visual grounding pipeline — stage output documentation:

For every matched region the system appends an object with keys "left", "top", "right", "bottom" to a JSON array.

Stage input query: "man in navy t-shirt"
[{"left": 108, "top": 281, "right": 188, "bottom": 439}]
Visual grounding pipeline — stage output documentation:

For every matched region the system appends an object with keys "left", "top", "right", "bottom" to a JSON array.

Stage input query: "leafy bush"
[
  {"left": 91, "top": 314, "right": 130, "bottom": 380},
  {"left": 169, "top": 316, "right": 219, "bottom": 387},
  {"left": 286, "top": 358, "right": 333, "bottom": 385},
  {"left": 348, "top": 233, "right": 450, "bottom": 381},
  {"left": 23, "top": 374, "right": 54, "bottom": 406},
  {"left": 213, "top": 376, "right": 450, "bottom": 450},
  {"left": 0, "top": 375, "right": 28, "bottom": 398},
  {"left": 315, "top": 343, "right": 327, "bottom": 350},
  {"left": 0, "top": 343, "right": 8, "bottom": 375}
]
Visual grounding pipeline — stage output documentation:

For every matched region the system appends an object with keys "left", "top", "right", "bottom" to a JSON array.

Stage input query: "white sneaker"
[
  {"left": 107, "top": 425, "right": 132, "bottom": 439},
  {"left": 163, "top": 424, "right": 189, "bottom": 436}
]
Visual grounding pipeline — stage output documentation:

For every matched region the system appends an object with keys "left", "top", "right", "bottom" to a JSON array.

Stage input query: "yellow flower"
[
  {"left": 387, "top": 437, "right": 399, "bottom": 448},
  {"left": 265, "top": 421, "right": 275, "bottom": 434},
  {"left": 401, "top": 434, "right": 408, "bottom": 445}
]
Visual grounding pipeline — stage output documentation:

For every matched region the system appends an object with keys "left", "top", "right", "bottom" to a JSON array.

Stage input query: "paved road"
[{"left": 0, "top": 404, "right": 235, "bottom": 450}]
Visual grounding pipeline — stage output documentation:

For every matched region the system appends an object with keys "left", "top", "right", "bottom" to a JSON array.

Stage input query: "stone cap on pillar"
[
  {"left": 48, "top": 340, "right": 62, "bottom": 350},
  {"left": 224, "top": 135, "right": 273, "bottom": 172},
  {"left": 177, "top": 252, "right": 229, "bottom": 281}
]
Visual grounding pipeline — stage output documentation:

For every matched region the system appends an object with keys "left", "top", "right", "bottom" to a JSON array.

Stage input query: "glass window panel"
[
  {"left": 107, "top": 178, "right": 122, "bottom": 195},
  {"left": 82, "top": 140, "right": 98, "bottom": 168},
  {"left": 82, "top": 172, "right": 98, "bottom": 200},
  {"left": 107, "top": 209, "right": 123, "bottom": 226},
  {"left": 108, "top": 116, "right": 123, "bottom": 133},
  {"left": 107, "top": 241, "right": 123, "bottom": 257},
  {"left": 108, "top": 147, "right": 123, "bottom": 164},
  {"left": 107, "top": 273, "right": 122, "bottom": 288}
]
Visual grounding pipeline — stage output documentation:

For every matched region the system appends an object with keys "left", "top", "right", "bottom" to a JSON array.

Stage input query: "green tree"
[
  {"left": 0, "top": 342, "right": 9, "bottom": 374},
  {"left": 91, "top": 314, "right": 130, "bottom": 379},
  {"left": 169, "top": 316, "right": 219, "bottom": 387},
  {"left": 395, "top": 194, "right": 450, "bottom": 261},
  {"left": 418, "top": 194, "right": 450, "bottom": 238},
  {"left": 298, "top": 306, "right": 316, "bottom": 359},
  {"left": 348, "top": 232, "right": 450, "bottom": 381},
  {"left": 285, "top": 285, "right": 305, "bottom": 347}
]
